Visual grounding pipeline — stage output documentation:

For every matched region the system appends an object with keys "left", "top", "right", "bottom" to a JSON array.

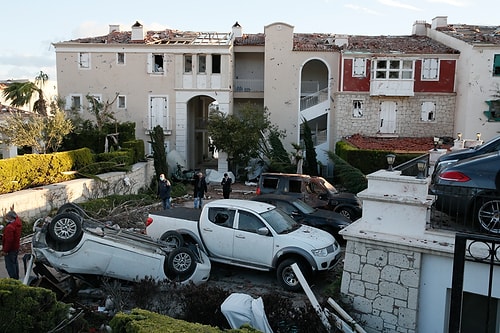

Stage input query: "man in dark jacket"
[
  {"left": 221, "top": 173, "right": 232, "bottom": 199},
  {"left": 2, "top": 209, "right": 22, "bottom": 279},
  {"left": 157, "top": 174, "right": 172, "bottom": 209},
  {"left": 193, "top": 172, "right": 208, "bottom": 209}
]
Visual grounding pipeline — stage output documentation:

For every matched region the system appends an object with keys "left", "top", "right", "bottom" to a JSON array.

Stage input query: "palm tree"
[{"left": 2, "top": 71, "right": 49, "bottom": 116}]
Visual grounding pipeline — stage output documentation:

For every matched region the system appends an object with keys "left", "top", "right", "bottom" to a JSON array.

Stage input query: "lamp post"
[
  {"left": 386, "top": 154, "right": 395, "bottom": 171},
  {"left": 457, "top": 132, "right": 462, "bottom": 141},
  {"left": 416, "top": 160, "right": 426, "bottom": 179},
  {"left": 476, "top": 132, "right": 482, "bottom": 141},
  {"left": 433, "top": 137, "right": 439, "bottom": 151}
]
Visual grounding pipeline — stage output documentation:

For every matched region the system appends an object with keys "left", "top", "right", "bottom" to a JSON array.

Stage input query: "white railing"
[
  {"left": 300, "top": 87, "right": 329, "bottom": 111},
  {"left": 234, "top": 79, "right": 264, "bottom": 92}
]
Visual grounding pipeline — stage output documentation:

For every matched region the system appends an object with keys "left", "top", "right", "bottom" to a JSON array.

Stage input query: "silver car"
[{"left": 28, "top": 204, "right": 211, "bottom": 285}]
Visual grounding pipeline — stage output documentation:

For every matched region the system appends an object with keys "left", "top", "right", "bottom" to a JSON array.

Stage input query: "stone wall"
[
  {"left": 341, "top": 240, "right": 421, "bottom": 333},
  {"left": 0, "top": 160, "right": 155, "bottom": 220}
]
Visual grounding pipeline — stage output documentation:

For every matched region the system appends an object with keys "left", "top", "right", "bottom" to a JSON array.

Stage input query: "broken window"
[
  {"left": 79, "top": 52, "right": 90, "bottom": 69},
  {"left": 118, "top": 95, "right": 126, "bottom": 109},
  {"left": 117, "top": 52, "right": 125, "bottom": 65},
  {"left": 421, "top": 101, "right": 436, "bottom": 121},
  {"left": 198, "top": 55, "right": 206, "bottom": 73},
  {"left": 494, "top": 54, "right": 500, "bottom": 76},
  {"left": 153, "top": 54, "right": 164, "bottom": 73},
  {"left": 373, "top": 59, "right": 413, "bottom": 80},
  {"left": 352, "top": 58, "right": 366, "bottom": 77},
  {"left": 184, "top": 55, "right": 192, "bottom": 73},
  {"left": 421, "top": 58, "right": 439, "bottom": 80},
  {"left": 67, "top": 94, "right": 82, "bottom": 112},
  {"left": 352, "top": 100, "right": 364, "bottom": 118},
  {"left": 212, "top": 54, "right": 221, "bottom": 74}
]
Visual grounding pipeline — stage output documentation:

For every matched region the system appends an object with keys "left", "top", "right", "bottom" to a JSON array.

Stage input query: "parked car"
[
  {"left": 28, "top": 203, "right": 211, "bottom": 285},
  {"left": 432, "top": 135, "right": 500, "bottom": 181},
  {"left": 251, "top": 194, "right": 351, "bottom": 242},
  {"left": 256, "top": 173, "right": 362, "bottom": 221},
  {"left": 430, "top": 151, "right": 500, "bottom": 234}
]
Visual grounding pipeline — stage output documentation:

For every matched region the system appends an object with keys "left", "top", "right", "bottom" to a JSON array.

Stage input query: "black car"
[
  {"left": 251, "top": 194, "right": 351, "bottom": 242},
  {"left": 256, "top": 173, "right": 362, "bottom": 221},
  {"left": 432, "top": 135, "right": 500, "bottom": 181},
  {"left": 430, "top": 151, "right": 500, "bottom": 234}
]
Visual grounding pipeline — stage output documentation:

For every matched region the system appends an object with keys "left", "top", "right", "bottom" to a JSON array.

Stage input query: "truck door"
[
  {"left": 201, "top": 208, "right": 236, "bottom": 259},
  {"left": 232, "top": 210, "right": 274, "bottom": 267}
]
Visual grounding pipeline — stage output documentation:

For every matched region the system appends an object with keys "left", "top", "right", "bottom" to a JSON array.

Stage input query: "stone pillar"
[{"left": 1, "top": 144, "right": 17, "bottom": 159}]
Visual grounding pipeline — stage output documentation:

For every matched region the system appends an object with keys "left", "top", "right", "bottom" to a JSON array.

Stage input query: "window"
[
  {"left": 421, "top": 58, "right": 439, "bottom": 80},
  {"left": 212, "top": 54, "right": 221, "bottom": 74},
  {"left": 421, "top": 101, "right": 436, "bottom": 121},
  {"left": 78, "top": 52, "right": 90, "bottom": 69},
  {"left": 184, "top": 55, "right": 192, "bottom": 73},
  {"left": 153, "top": 54, "right": 164, "bottom": 73},
  {"left": 237, "top": 211, "right": 264, "bottom": 233},
  {"left": 352, "top": 58, "right": 366, "bottom": 77},
  {"left": 117, "top": 52, "right": 125, "bottom": 65},
  {"left": 494, "top": 54, "right": 500, "bottom": 76},
  {"left": 198, "top": 55, "right": 206, "bottom": 73},
  {"left": 373, "top": 59, "right": 413, "bottom": 80},
  {"left": 88, "top": 94, "right": 102, "bottom": 109},
  {"left": 67, "top": 94, "right": 82, "bottom": 112},
  {"left": 208, "top": 208, "right": 235, "bottom": 228},
  {"left": 353, "top": 100, "right": 364, "bottom": 118},
  {"left": 118, "top": 95, "right": 126, "bottom": 109}
]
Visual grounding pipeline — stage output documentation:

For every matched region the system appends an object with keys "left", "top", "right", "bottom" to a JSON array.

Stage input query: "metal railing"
[
  {"left": 393, "top": 153, "right": 430, "bottom": 177},
  {"left": 233, "top": 79, "right": 264, "bottom": 92},
  {"left": 300, "top": 88, "right": 329, "bottom": 111}
]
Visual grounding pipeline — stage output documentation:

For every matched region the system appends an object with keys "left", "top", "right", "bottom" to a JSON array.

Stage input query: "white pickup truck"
[{"left": 146, "top": 199, "right": 341, "bottom": 291}]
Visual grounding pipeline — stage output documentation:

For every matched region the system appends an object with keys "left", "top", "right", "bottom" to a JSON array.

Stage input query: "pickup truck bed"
[{"left": 152, "top": 208, "right": 201, "bottom": 221}]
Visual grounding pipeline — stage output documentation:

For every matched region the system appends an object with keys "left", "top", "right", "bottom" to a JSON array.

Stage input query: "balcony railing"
[
  {"left": 234, "top": 79, "right": 264, "bottom": 92},
  {"left": 300, "top": 88, "right": 328, "bottom": 111}
]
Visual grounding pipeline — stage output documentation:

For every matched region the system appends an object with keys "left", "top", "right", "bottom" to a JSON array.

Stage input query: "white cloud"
[
  {"left": 344, "top": 4, "right": 382, "bottom": 15},
  {"left": 377, "top": 0, "right": 423, "bottom": 11},
  {"left": 425, "top": 0, "right": 469, "bottom": 6}
]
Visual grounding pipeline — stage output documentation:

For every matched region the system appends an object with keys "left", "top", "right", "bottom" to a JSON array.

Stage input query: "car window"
[
  {"left": 261, "top": 208, "right": 300, "bottom": 234},
  {"left": 275, "top": 201, "right": 296, "bottom": 215},
  {"left": 309, "top": 182, "right": 325, "bottom": 195},
  {"left": 208, "top": 207, "right": 235, "bottom": 228},
  {"left": 288, "top": 180, "right": 302, "bottom": 193},
  {"left": 262, "top": 177, "right": 279, "bottom": 189},
  {"left": 237, "top": 210, "right": 265, "bottom": 233}
]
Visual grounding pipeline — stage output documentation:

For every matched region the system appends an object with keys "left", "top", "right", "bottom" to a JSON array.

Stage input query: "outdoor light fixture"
[
  {"left": 476, "top": 132, "right": 482, "bottom": 141},
  {"left": 433, "top": 137, "right": 440, "bottom": 151},
  {"left": 457, "top": 132, "right": 462, "bottom": 141},
  {"left": 386, "top": 154, "right": 396, "bottom": 171},
  {"left": 416, "top": 160, "right": 426, "bottom": 179}
]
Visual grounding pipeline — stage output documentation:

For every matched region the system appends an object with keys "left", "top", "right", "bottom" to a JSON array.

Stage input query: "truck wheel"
[
  {"left": 57, "top": 203, "right": 86, "bottom": 218},
  {"left": 166, "top": 247, "right": 196, "bottom": 281},
  {"left": 335, "top": 207, "right": 354, "bottom": 221},
  {"left": 277, "top": 258, "right": 308, "bottom": 292},
  {"left": 160, "top": 231, "right": 184, "bottom": 249},
  {"left": 48, "top": 212, "right": 83, "bottom": 244}
]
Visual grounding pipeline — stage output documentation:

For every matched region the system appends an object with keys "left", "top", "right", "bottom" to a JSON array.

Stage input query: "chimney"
[
  {"left": 109, "top": 24, "right": 120, "bottom": 33},
  {"left": 412, "top": 20, "right": 427, "bottom": 36},
  {"left": 431, "top": 16, "right": 448, "bottom": 30},
  {"left": 232, "top": 21, "right": 242, "bottom": 38},
  {"left": 334, "top": 34, "right": 349, "bottom": 47},
  {"left": 131, "top": 21, "right": 145, "bottom": 41}
]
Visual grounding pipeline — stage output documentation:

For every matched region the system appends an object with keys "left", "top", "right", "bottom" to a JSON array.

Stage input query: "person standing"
[
  {"left": 157, "top": 174, "right": 172, "bottom": 209},
  {"left": 193, "top": 172, "right": 208, "bottom": 209},
  {"left": 221, "top": 173, "right": 232, "bottom": 199},
  {"left": 2, "top": 209, "right": 22, "bottom": 279}
]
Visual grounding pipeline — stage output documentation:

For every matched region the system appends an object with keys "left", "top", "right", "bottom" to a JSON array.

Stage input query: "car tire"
[
  {"left": 160, "top": 231, "right": 184, "bottom": 249},
  {"left": 476, "top": 197, "right": 500, "bottom": 234},
  {"left": 48, "top": 212, "right": 83, "bottom": 243},
  {"left": 276, "top": 258, "right": 309, "bottom": 292},
  {"left": 336, "top": 206, "right": 354, "bottom": 221},
  {"left": 57, "top": 203, "right": 86, "bottom": 218},
  {"left": 166, "top": 247, "right": 196, "bottom": 281}
]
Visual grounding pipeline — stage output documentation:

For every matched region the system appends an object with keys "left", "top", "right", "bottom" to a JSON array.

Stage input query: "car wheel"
[
  {"left": 276, "top": 258, "right": 309, "bottom": 292},
  {"left": 166, "top": 247, "right": 197, "bottom": 281},
  {"left": 57, "top": 203, "right": 86, "bottom": 218},
  {"left": 477, "top": 198, "right": 500, "bottom": 234},
  {"left": 160, "top": 231, "right": 184, "bottom": 249},
  {"left": 336, "top": 207, "right": 354, "bottom": 221},
  {"left": 48, "top": 212, "right": 83, "bottom": 243}
]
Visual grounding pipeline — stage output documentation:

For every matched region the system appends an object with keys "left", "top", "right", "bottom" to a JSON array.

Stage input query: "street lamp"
[
  {"left": 433, "top": 137, "right": 439, "bottom": 151},
  {"left": 416, "top": 160, "right": 426, "bottom": 179},
  {"left": 457, "top": 132, "right": 462, "bottom": 141},
  {"left": 386, "top": 154, "right": 395, "bottom": 171},
  {"left": 476, "top": 132, "right": 482, "bottom": 141}
]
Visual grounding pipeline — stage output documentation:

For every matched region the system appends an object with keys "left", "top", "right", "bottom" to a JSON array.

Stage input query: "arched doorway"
[{"left": 186, "top": 95, "right": 216, "bottom": 169}]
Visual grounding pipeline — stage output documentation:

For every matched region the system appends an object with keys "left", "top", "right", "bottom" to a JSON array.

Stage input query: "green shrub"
[
  {"left": 327, "top": 151, "right": 368, "bottom": 194},
  {"left": 0, "top": 279, "right": 70, "bottom": 333},
  {"left": 122, "top": 139, "right": 146, "bottom": 163}
]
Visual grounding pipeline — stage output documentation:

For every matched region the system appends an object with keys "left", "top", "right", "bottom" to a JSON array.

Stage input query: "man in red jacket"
[{"left": 2, "top": 210, "right": 22, "bottom": 279}]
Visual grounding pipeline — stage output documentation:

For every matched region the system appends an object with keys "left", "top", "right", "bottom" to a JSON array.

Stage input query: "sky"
[{"left": 1, "top": 0, "right": 498, "bottom": 81}]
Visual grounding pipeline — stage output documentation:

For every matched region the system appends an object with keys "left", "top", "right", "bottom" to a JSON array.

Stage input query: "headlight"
[{"left": 312, "top": 247, "right": 329, "bottom": 257}]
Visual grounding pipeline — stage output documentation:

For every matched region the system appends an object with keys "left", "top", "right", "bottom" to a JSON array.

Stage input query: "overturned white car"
[{"left": 28, "top": 204, "right": 211, "bottom": 286}]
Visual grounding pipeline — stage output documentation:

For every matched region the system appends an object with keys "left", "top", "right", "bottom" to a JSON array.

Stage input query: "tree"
[
  {"left": 148, "top": 125, "right": 168, "bottom": 180},
  {"left": 301, "top": 119, "right": 319, "bottom": 176},
  {"left": 85, "top": 94, "right": 118, "bottom": 133},
  {"left": 208, "top": 103, "right": 271, "bottom": 169},
  {"left": 2, "top": 71, "right": 49, "bottom": 116}
]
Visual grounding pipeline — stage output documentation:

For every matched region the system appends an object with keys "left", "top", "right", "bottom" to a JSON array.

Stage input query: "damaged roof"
[
  {"left": 65, "top": 29, "right": 232, "bottom": 46},
  {"left": 436, "top": 24, "right": 500, "bottom": 45},
  {"left": 344, "top": 35, "right": 459, "bottom": 54}
]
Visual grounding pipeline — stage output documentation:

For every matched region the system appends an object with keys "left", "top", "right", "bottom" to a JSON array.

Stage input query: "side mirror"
[{"left": 257, "top": 227, "right": 270, "bottom": 236}]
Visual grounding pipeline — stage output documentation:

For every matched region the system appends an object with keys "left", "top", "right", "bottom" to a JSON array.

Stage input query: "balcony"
[{"left": 233, "top": 79, "right": 264, "bottom": 93}]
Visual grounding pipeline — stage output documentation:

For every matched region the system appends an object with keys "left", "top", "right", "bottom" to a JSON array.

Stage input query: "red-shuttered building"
[{"left": 335, "top": 35, "right": 459, "bottom": 140}]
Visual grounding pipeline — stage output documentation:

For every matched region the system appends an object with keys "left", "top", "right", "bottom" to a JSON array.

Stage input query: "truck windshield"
[{"left": 260, "top": 208, "right": 301, "bottom": 234}]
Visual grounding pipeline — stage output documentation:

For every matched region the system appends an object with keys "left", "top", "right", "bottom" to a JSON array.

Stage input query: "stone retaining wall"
[{"left": 0, "top": 160, "right": 155, "bottom": 220}]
